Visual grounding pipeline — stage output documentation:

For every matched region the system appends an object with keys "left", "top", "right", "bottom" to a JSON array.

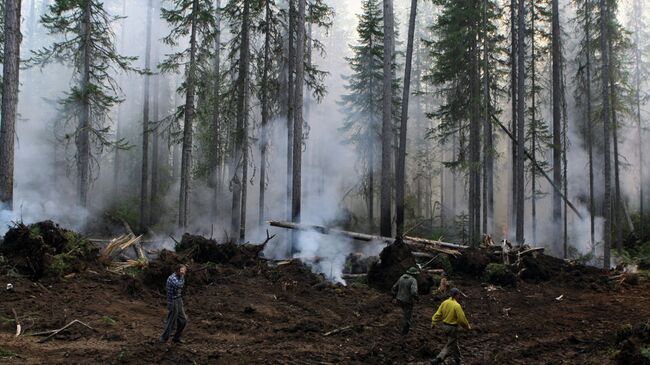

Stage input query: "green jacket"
[{"left": 391, "top": 274, "right": 419, "bottom": 304}]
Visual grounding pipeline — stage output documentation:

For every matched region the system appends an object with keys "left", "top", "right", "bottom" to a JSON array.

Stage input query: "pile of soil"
[
  {"left": 367, "top": 239, "right": 434, "bottom": 294},
  {"left": 0, "top": 221, "right": 98, "bottom": 280},
  {"left": 450, "top": 245, "right": 612, "bottom": 290},
  {"left": 345, "top": 253, "right": 378, "bottom": 274},
  {"left": 140, "top": 249, "right": 185, "bottom": 291},
  {"left": 451, "top": 247, "right": 492, "bottom": 275},
  {"left": 616, "top": 323, "right": 650, "bottom": 364},
  {"left": 176, "top": 233, "right": 264, "bottom": 267}
]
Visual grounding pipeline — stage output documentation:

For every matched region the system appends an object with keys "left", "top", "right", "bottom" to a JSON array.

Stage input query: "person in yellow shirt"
[{"left": 430, "top": 288, "right": 471, "bottom": 365}]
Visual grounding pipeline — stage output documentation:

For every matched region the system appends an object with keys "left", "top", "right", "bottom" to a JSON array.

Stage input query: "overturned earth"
[{"left": 0, "top": 222, "right": 648, "bottom": 364}]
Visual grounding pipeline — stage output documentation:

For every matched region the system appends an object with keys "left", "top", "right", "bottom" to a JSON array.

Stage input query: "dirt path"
[{"left": 1, "top": 264, "right": 648, "bottom": 364}]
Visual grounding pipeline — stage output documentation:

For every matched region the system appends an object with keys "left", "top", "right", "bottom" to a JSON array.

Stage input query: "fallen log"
[{"left": 268, "top": 221, "right": 467, "bottom": 255}]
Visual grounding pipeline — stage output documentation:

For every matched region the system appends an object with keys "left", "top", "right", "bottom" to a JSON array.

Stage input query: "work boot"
[
  {"left": 430, "top": 358, "right": 440, "bottom": 365},
  {"left": 159, "top": 336, "right": 168, "bottom": 343},
  {"left": 172, "top": 338, "right": 185, "bottom": 344}
]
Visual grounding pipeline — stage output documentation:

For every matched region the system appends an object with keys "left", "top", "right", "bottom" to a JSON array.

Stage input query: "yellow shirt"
[{"left": 432, "top": 297, "right": 470, "bottom": 329}]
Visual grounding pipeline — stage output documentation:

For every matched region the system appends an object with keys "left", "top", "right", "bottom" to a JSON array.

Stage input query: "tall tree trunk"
[
  {"left": 515, "top": 0, "right": 526, "bottom": 244},
  {"left": 552, "top": 0, "right": 562, "bottom": 238},
  {"left": 78, "top": 0, "right": 92, "bottom": 208},
  {"left": 230, "top": 0, "right": 250, "bottom": 240},
  {"left": 259, "top": 0, "right": 271, "bottom": 226},
  {"left": 562, "top": 65, "right": 569, "bottom": 259},
  {"left": 178, "top": 0, "right": 199, "bottom": 228},
  {"left": 395, "top": 0, "right": 417, "bottom": 237},
  {"left": 632, "top": 0, "right": 644, "bottom": 238},
  {"left": 380, "top": 0, "right": 394, "bottom": 237},
  {"left": 610, "top": 62, "right": 623, "bottom": 251},
  {"left": 286, "top": 0, "right": 295, "bottom": 222},
  {"left": 482, "top": 0, "right": 493, "bottom": 236},
  {"left": 113, "top": 0, "right": 127, "bottom": 200},
  {"left": 585, "top": 0, "right": 595, "bottom": 252},
  {"left": 469, "top": 10, "right": 481, "bottom": 246},
  {"left": 139, "top": 0, "right": 154, "bottom": 232},
  {"left": 530, "top": 1, "right": 537, "bottom": 245},
  {"left": 0, "top": 0, "right": 22, "bottom": 210},
  {"left": 510, "top": 0, "right": 518, "bottom": 236},
  {"left": 599, "top": 0, "right": 612, "bottom": 268},
  {"left": 368, "top": 135, "right": 375, "bottom": 231},
  {"left": 150, "top": 59, "right": 160, "bottom": 224},
  {"left": 211, "top": 0, "right": 222, "bottom": 224},
  {"left": 292, "top": 0, "right": 306, "bottom": 226}
]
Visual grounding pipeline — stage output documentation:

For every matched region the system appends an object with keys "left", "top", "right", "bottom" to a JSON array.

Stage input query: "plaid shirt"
[{"left": 166, "top": 273, "right": 184, "bottom": 304}]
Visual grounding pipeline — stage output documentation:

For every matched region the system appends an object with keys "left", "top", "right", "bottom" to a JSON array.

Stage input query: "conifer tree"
[
  {"left": 339, "top": 0, "right": 385, "bottom": 232},
  {"left": 31, "top": 0, "right": 138, "bottom": 208},
  {"left": 160, "top": 0, "right": 216, "bottom": 228}
]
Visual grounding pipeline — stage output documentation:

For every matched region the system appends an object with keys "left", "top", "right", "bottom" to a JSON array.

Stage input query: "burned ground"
[{"left": 0, "top": 228, "right": 649, "bottom": 364}]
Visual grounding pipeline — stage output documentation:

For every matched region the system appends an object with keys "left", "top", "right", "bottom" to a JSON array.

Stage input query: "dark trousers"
[
  {"left": 161, "top": 297, "right": 187, "bottom": 341},
  {"left": 399, "top": 300, "right": 414, "bottom": 336},
  {"left": 435, "top": 324, "right": 461, "bottom": 364}
]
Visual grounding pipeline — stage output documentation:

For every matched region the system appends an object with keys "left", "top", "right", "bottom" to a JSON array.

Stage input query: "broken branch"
[
  {"left": 36, "top": 319, "right": 95, "bottom": 343},
  {"left": 492, "top": 115, "right": 583, "bottom": 219}
]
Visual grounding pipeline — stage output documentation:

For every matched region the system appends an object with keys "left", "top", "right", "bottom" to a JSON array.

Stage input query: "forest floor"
[
  {"left": 1, "top": 256, "right": 650, "bottom": 364},
  {"left": 0, "top": 222, "right": 649, "bottom": 364}
]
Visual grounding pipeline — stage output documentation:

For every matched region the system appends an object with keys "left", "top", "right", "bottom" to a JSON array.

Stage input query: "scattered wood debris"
[{"left": 28, "top": 319, "right": 96, "bottom": 343}]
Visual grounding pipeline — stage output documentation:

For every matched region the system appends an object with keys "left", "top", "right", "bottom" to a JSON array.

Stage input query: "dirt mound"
[
  {"left": 176, "top": 233, "right": 263, "bottom": 267},
  {"left": 366, "top": 239, "right": 434, "bottom": 294},
  {"left": 345, "top": 253, "right": 378, "bottom": 274},
  {"left": 484, "top": 263, "right": 517, "bottom": 287},
  {"left": 616, "top": 323, "right": 650, "bottom": 365},
  {"left": 520, "top": 253, "right": 610, "bottom": 289},
  {"left": 140, "top": 249, "right": 184, "bottom": 291},
  {"left": 451, "top": 247, "right": 492, "bottom": 275},
  {"left": 0, "top": 221, "right": 98, "bottom": 280}
]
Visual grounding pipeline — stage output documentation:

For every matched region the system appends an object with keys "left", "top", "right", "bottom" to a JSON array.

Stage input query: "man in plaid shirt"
[{"left": 160, "top": 264, "right": 187, "bottom": 343}]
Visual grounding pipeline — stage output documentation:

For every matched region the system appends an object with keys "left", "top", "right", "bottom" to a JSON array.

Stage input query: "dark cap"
[{"left": 450, "top": 287, "right": 460, "bottom": 297}]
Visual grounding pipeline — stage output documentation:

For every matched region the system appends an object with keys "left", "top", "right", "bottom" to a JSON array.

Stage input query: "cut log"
[{"left": 268, "top": 221, "right": 467, "bottom": 256}]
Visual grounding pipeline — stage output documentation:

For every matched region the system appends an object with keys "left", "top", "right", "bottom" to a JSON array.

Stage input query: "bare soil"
[{"left": 1, "top": 255, "right": 649, "bottom": 364}]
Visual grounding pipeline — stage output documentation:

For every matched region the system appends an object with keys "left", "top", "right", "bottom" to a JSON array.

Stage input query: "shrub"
[{"left": 484, "top": 263, "right": 517, "bottom": 287}]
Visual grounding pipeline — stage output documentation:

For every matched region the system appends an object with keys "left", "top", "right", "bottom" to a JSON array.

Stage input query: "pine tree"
[
  {"left": 395, "top": 0, "right": 418, "bottom": 237},
  {"left": 160, "top": 0, "right": 216, "bottom": 228},
  {"left": 380, "top": 0, "right": 394, "bottom": 237},
  {"left": 223, "top": 0, "right": 254, "bottom": 240},
  {"left": 426, "top": 0, "right": 504, "bottom": 245},
  {"left": 0, "top": 0, "right": 21, "bottom": 210},
  {"left": 339, "top": 0, "right": 384, "bottom": 232},
  {"left": 599, "top": 0, "right": 612, "bottom": 268},
  {"left": 525, "top": 0, "right": 552, "bottom": 244},
  {"left": 629, "top": 0, "right": 650, "bottom": 239},
  {"left": 139, "top": 0, "right": 157, "bottom": 232},
  {"left": 258, "top": 0, "right": 283, "bottom": 225},
  {"left": 31, "top": 0, "right": 138, "bottom": 208},
  {"left": 516, "top": 0, "right": 526, "bottom": 244},
  {"left": 291, "top": 0, "right": 306, "bottom": 228}
]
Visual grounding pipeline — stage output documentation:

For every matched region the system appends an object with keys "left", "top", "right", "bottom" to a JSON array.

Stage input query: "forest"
[{"left": 0, "top": 0, "right": 650, "bottom": 364}]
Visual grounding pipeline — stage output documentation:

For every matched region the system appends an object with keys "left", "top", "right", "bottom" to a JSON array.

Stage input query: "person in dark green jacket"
[{"left": 391, "top": 266, "right": 420, "bottom": 336}]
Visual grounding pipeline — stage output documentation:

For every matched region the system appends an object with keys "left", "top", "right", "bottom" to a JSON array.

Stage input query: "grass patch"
[
  {"left": 641, "top": 346, "right": 650, "bottom": 360},
  {"left": 0, "top": 347, "right": 16, "bottom": 358},
  {"left": 101, "top": 316, "right": 117, "bottom": 325}
]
